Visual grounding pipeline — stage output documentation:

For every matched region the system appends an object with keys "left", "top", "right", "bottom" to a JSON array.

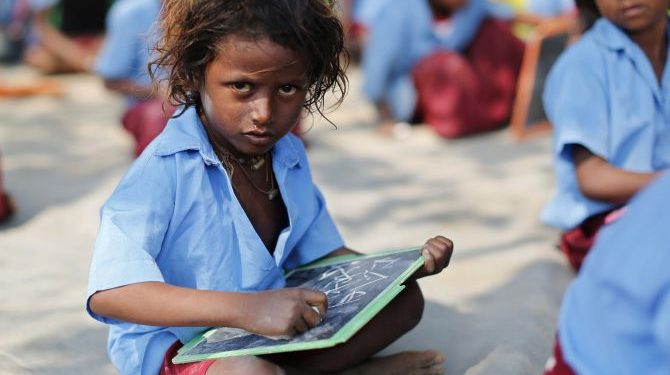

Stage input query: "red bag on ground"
[{"left": 412, "top": 19, "right": 525, "bottom": 138}]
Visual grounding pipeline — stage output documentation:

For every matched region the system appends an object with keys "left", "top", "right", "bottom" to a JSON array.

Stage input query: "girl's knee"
[{"left": 206, "top": 356, "right": 285, "bottom": 375}]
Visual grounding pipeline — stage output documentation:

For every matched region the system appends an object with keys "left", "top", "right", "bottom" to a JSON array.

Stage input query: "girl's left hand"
[{"left": 418, "top": 235, "right": 453, "bottom": 277}]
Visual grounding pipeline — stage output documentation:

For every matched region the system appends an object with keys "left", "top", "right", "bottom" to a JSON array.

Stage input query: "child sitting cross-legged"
[{"left": 86, "top": 1, "right": 454, "bottom": 374}]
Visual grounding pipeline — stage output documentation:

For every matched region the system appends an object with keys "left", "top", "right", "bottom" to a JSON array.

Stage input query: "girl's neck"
[
  {"left": 628, "top": 20, "right": 668, "bottom": 82},
  {"left": 198, "top": 110, "right": 246, "bottom": 160}
]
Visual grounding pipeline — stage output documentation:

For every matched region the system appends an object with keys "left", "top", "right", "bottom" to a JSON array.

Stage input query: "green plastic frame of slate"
[{"left": 173, "top": 247, "right": 424, "bottom": 364}]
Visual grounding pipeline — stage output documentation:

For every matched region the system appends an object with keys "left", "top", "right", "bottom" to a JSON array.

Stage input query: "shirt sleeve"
[
  {"left": 94, "top": 2, "right": 141, "bottom": 80},
  {"left": 86, "top": 156, "right": 176, "bottom": 324},
  {"left": 543, "top": 49, "right": 610, "bottom": 163},
  {"left": 439, "top": 0, "right": 487, "bottom": 51}
]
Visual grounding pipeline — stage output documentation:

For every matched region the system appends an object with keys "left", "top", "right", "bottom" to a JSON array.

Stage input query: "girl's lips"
[
  {"left": 243, "top": 132, "right": 274, "bottom": 146},
  {"left": 622, "top": 4, "right": 645, "bottom": 18}
]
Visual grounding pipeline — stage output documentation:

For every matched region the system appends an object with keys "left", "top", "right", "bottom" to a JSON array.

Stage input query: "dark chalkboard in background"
[
  {"left": 510, "top": 18, "right": 579, "bottom": 140},
  {"left": 173, "top": 248, "right": 424, "bottom": 364}
]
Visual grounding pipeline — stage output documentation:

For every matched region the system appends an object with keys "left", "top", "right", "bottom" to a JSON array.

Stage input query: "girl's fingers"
[
  {"left": 422, "top": 246, "right": 436, "bottom": 273},
  {"left": 303, "top": 289, "right": 328, "bottom": 316},
  {"left": 303, "top": 304, "right": 323, "bottom": 328},
  {"left": 432, "top": 235, "right": 453, "bottom": 248},
  {"left": 423, "top": 237, "right": 454, "bottom": 272},
  {"left": 293, "top": 316, "right": 308, "bottom": 334}
]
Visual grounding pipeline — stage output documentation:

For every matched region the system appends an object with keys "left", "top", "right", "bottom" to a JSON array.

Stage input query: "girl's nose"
[{"left": 251, "top": 95, "right": 273, "bottom": 127}]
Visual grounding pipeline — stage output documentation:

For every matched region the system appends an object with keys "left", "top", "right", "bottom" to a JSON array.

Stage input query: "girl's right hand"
[{"left": 240, "top": 288, "right": 327, "bottom": 337}]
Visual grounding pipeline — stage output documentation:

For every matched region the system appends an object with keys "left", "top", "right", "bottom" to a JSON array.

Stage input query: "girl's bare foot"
[{"left": 343, "top": 350, "right": 445, "bottom": 375}]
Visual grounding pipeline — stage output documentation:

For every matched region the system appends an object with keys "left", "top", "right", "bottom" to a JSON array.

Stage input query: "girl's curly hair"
[{"left": 149, "top": 0, "right": 348, "bottom": 120}]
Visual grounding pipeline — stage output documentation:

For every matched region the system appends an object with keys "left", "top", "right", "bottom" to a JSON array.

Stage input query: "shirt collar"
[
  {"left": 153, "top": 106, "right": 301, "bottom": 169},
  {"left": 591, "top": 17, "right": 670, "bottom": 52}
]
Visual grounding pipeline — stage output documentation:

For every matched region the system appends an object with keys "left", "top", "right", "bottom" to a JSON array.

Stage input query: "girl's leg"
[{"left": 266, "top": 281, "right": 444, "bottom": 374}]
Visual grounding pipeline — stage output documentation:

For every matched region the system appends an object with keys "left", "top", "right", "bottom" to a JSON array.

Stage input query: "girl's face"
[
  {"left": 594, "top": 0, "right": 668, "bottom": 33},
  {"left": 199, "top": 35, "right": 309, "bottom": 156}
]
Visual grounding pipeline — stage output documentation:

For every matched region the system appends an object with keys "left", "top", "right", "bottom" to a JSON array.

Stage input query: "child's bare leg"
[{"left": 266, "top": 281, "right": 444, "bottom": 374}]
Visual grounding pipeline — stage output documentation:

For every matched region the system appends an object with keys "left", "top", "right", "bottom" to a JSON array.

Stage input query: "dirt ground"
[{"left": 0, "top": 65, "right": 574, "bottom": 375}]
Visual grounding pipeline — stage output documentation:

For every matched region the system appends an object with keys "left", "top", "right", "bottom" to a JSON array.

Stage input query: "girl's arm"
[
  {"left": 103, "top": 79, "right": 159, "bottom": 100},
  {"left": 32, "top": 10, "right": 93, "bottom": 71},
  {"left": 89, "top": 282, "right": 326, "bottom": 337},
  {"left": 573, "top": 145, "right": 662, "bottom": 204}
]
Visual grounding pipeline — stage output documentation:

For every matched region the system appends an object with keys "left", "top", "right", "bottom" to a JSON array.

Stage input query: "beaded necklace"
[{"left": 206, "top": 129, "right": 279, "bottom": 201}]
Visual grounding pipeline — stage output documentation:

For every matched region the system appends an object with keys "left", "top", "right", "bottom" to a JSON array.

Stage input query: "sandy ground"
[{"left": 0, "top": 65, "right": 574, "bottom": 375}]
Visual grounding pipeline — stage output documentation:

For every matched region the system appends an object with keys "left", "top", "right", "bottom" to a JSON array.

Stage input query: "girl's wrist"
[{"left": 213, "top": 290, "right": 253, "bottom": 330}]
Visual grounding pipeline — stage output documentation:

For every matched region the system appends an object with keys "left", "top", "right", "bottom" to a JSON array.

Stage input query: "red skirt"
[
  {"left": 412, "top": 19, "right": 525, "bottom": 138},
  {"left": 160, "top": 341, "right": 216, "bottom": 375}
]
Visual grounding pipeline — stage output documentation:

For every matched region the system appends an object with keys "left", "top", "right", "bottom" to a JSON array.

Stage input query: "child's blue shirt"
[
  {"left": 86, "top": 106, "right": 344, "bottom": 375},
  {"left": 94, "top": 0, "right": 160, "bottom": 97},
  {"left": 524, "top": 0, "right": 574, "bottom": 17},
  {"left": 558, "top": 172, "right": 670, "bottom": 374},
  {"left": 541, "top": 18, "right": 670, "bottom": 230},
  {"left": 361, "top": 0, "right": 500, "bottom": 103}
]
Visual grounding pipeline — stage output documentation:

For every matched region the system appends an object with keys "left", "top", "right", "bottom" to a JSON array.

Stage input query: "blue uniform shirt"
[
  {"left": 86, "top": 106, "right": 344, "bottom": 375},
  {"left": 541, "top": 18, "right": 670, "bottom": 230},
  {"left": 558, "top": 172, "right": 670, "bottom": 374},
  {"left": 94, "top": 0, "right": 160, "bottom": 95}
]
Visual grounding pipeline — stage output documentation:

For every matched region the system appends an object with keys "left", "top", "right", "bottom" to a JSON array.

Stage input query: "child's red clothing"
[
  {"left": 121, "top": 99, "right": 174, "bottom": 157},
  {"left": 544, "top": 337, "right": 577, "bottom": 375},
  {"left": 559, "top": 208, "right": 621, "bottom": 272},
  {"left": 0, "top": 154, "right": 12, "bottom": 222},
  {"left": 160, "top": 341, "right": 216, "bottom": 375},
  {"left": 412, "top": 19, "right": 524, "bottom": 138}
]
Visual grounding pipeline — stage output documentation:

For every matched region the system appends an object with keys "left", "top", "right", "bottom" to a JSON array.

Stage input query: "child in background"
[
  {"left": 0, "top": 154, "right": 15, "bottom": 223},
  {"left": 361, "top": 0, "right": 524, "bottom": 138},
  {"left": 94, "top": 0, "right": 172, "bottom": 157},
  {"left": 86, "top": 1, "right": 453, "bottom": 374},
  {"left": 22, "top": 0, "right": 107, "bottom": 74},
  {"left": 540, "top": 0, "right": 668, "bottom": 271},
  {"left": 544, "top": 172, "right": 670, "bottom": 375}
]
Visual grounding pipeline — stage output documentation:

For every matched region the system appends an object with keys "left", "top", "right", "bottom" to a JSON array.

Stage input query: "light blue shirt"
[
  {"left": 524, "top": 0, "right": 574, "bottom": 17},
  {"left": 86, "top": 106, "right": 344, "bottom": 375},
  {"left": 94, "top": 0, "right": 160, "bottom": 93},
  {"left": 541, "top": 18, "right": 670, "bottom": 230},
  {"left": 351, "top": 0, "right": 393, "bottom": 27},
  {"left": 361, "top": 0, "right": 497, "bottom": 103},
  {"left": 558, "top": 172, "right": 670, "bottom": 375}
]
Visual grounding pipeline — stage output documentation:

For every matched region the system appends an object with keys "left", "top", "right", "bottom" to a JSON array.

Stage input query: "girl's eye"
[
  {"left": 230, "top": 82, "right": 252, "bottom": 93},
  {"left": 278, "top": 85, "right": 298, "bottom": 96}
]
